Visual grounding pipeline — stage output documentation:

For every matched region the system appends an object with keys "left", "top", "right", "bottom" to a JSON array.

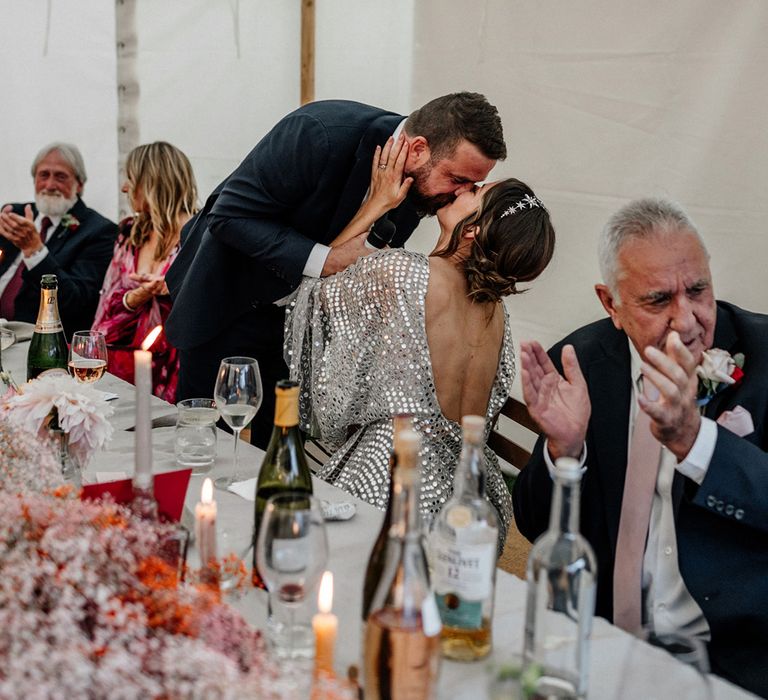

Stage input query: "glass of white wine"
[
  {"left": 213, "top": 356, "right": 262, "bottom": 490},
  {"left": 69, "top": 330, "right": 108, "bottom": 383}
]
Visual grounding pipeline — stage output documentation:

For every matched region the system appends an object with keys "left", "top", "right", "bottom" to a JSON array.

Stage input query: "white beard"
[{"left": 35, "top": 192, "right": 78, "bottom": 217}]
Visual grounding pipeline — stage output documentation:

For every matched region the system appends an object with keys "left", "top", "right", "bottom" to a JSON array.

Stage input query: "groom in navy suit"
[
  {"left": 0, "top": 142, "right": 117, "bottom": 337},
  {"left": 167, "top": 93, "right": 506, "bottom": 446},
  {"left": 513, "top": 198, "right": 768, "bottom": 697}
]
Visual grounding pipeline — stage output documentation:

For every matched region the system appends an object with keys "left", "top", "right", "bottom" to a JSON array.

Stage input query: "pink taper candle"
[{"left": 313, "top": 571, "right": 338, "bottom": 675}]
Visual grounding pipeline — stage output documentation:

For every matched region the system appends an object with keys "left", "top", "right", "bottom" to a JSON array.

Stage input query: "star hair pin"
[{"left": 500, "top": 194, "right": 543, "bottom": 218}]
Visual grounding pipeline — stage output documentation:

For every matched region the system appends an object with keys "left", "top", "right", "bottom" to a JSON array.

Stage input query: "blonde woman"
[{"left": 92, "top": 142, "right": 197, "bottom": 400}]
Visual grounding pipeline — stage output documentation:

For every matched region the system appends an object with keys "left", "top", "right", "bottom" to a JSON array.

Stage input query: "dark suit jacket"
[
  {"left": 0, "top": 197, "right": 117, "bottom": 338},
  {"left": 513, "top": 301, "right": 768, "bottom": 697},
  {"left": 166, "top": 100, "right": 420, "bottom": 350}
]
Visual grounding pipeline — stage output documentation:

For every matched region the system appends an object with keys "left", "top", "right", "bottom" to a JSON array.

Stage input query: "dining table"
[{"left": 0, "top": 330, "right": 758, "bottom": 700}]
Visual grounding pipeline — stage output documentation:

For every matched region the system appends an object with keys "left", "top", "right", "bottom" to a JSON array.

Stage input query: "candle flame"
[
  {"left": 318, "top": 571, "right": 333, "bottom": 613},
  {"left": 141, "top": 325, "right": 163, "bottom": 351},
  {"left": 201, "top": 477, "right": 213, "bottom": 504}
]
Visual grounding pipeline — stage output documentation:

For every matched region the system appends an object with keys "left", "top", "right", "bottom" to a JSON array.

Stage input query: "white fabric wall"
[
  {"left": 408, "top": 0, "right": 768, "bottom": 356},
  {"left": 1, "top": 1, "right": 766, "bottom": 368},
  {"left": 0, "top": 1, "right": 119, "bottom": 218}
]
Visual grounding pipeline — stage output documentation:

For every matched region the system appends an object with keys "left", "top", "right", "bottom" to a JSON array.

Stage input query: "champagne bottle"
[
  {"left": 252, "top": 380, "right": 313, "bottom": 587},
  {"left": 430, "top": 415, "right": 498, "bottom": 661},
  {"left": 27, "top": 274, "right": 68, "bottom": 380},
  {"left": 523, "top": 457, "right": 597, "bottom": 700},
  {"left": 361, "top": 413, "right": 414, "bottom": 621},
  {"left": 364, "top": 430, "right": 442, "bottom": 700}
]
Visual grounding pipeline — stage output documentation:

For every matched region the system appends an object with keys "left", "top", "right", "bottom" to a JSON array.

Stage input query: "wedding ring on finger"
[{"left": 378, "top": 162, "right": 388, "bottom": 169}]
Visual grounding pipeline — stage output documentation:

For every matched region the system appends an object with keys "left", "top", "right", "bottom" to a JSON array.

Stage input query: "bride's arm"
[{"left": 329, "top": 135, "right": 413, "bottom": 248}]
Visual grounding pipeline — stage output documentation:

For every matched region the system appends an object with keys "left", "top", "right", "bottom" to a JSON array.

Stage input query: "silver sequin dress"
[{"left": 285, "top": 249, "right": 514, "bottom": 539}]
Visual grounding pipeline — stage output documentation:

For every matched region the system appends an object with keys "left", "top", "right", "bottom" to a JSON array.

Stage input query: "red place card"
[{"left": 81, "top": 469, "right": 192, "bottom": 522}]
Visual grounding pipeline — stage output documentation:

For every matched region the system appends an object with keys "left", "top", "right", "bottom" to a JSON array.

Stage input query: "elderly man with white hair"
[
  {"left": 0, "top": 142, "right": 117, "bottom": 337},
  {"left": 513, "top": 197, "right": 768, "bottom": 697}
]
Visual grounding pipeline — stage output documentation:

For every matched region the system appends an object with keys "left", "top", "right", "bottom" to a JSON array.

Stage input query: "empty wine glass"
[
  {"left": 213, "top": 356, "right": 262, "bottom": 490},
  {"left": 256, "top": 492, "right": 328, "bottom": 659},
  {"left": 69, "top": 330, "right": 108, "bottom": 383},
  {"left": 0, "top": 327, "right": 16, "bottom": 352},
  {"left": 619, "top": 626, "right": 713, "bottom": 700}
]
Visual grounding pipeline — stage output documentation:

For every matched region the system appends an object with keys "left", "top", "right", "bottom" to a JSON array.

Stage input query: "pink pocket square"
[{"left": 716, "top": 405, "right": 754, "bottom": 437}]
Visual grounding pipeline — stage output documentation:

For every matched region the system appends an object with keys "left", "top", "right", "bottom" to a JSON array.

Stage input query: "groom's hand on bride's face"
[{"left": 321, "top": 231, "right": 375, "bottom": 277}]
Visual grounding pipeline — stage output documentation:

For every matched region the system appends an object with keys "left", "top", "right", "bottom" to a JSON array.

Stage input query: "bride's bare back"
[{"left": 425, "top": 256, "right": 505, "bottom": 423}]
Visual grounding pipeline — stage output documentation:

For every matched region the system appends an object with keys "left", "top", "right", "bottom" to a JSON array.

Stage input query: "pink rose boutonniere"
[
  {"left": 696, "top": 348, "right": 745, "bottom": 407},
  {"left": 59, "top": 213, "right": 80, "bottom": 233}
]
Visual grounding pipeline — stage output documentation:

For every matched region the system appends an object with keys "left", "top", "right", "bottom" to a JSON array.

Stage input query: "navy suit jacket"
[
  {"left": 0, "top": 197, "right": 117, "bottom": 338},
  {"left": 166, "top": 100, "right": 420, "bottom": 350},
  {"left": 513, "top": 301, "right": 768, "bottom": 697}
]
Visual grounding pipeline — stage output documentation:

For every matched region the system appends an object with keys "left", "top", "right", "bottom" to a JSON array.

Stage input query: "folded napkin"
[
  {"left": 0, "top": 320, "right": 35, "bottom": 342},
  {"left": 228, "top": 478, "right": 356, "bottom": 521}
]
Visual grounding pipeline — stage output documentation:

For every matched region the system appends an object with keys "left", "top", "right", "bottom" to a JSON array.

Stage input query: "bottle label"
[
  {"left": 35, "top": 290, "right": 63, "bottom": 333},
  {"left": 431, "top": 532, "right": 496, "bottom": 601},
  {"left": 436, "top": 593, "right": 483, "bottom": 629},
  {"left": 421, "top": 592, "right": 442, "bottom": 637},
  {"left": 34, "top": 318, "right": 63, "bottom": 333}
]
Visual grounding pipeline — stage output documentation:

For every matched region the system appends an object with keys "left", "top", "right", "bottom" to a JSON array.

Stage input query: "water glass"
[{"left": 175, "top": 398, "right": 218, "bottom": 474}]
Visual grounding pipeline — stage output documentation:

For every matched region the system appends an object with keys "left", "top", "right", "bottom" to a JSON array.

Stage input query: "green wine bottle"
[
  {"left": 27, "top": 274, "right": 68, "bottom": 380},
  {"left": 252, "top": 379, "right": 313, "bottom": 588},
  {"left": 361, "top": 413, "right": 414, "bottom": 621}
]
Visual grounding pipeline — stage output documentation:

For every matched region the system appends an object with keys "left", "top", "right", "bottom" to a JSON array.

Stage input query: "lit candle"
[
  {"left": 195, "top": 477, "right": 219, "bottom": 584},
  {"left": 133, "top": 325, "right": 162, "bottom": 491},
  {"left": 313, "top": 571, "right": 338, "bottom": 676}
]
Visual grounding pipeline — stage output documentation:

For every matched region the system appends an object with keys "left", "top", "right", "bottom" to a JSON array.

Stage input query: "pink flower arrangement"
[
  {"left": 2, "top": 374, "right": 114, "bottom": 466},
  {"left": 0, "top": 489, "right": 281, "bottom": 698},
  {"left": 0, "top": 417, "right": 64, "bottom": 494}
]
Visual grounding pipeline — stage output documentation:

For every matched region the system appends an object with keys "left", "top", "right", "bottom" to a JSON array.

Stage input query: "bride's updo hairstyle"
[{"left": 436, "top": 178, "right": 555, "bottom": 303}]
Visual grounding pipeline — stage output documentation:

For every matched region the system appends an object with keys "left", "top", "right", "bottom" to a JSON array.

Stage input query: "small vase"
[{"left": 50, "top": 429, "right": 82, "bottom": 488}]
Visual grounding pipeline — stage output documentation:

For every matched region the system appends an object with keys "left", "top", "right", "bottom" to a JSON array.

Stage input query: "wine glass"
[
  {"left": 213, "top": 356, "right": 262, "bottom": 489},
  {"left": 619, "top": 626, "right": 713, "bottom": 700},
  {"left": 256, "top": 492, "right": 328, "bottom": 659},
  {"left": 69, "top": 330, "right": 108, "bottom": 383},
  {"left": 0, "top": 327, "right": 16, "bottom": 351}
]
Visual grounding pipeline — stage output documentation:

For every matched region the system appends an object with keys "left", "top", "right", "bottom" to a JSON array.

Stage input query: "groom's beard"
[
  {"left": 407, "top": 162, "right": 456, "bottom": 217},
  {"left": 36, "top": 191, "right": 78, "bottom": 217}
]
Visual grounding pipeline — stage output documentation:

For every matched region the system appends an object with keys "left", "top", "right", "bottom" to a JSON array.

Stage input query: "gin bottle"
[
  {"left": 364, "top": 430, "right": 442, "bottom": 700},
  {"left": 523, "top": 457, "right": 596, "bottom": 699},
  {"left": 362, "top": 413, "right": 414, "bottom": 621},
  {"left": 430, "top": 415, "right": 498, "bottom": 661}
]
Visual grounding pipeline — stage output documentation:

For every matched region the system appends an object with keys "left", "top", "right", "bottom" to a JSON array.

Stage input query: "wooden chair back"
[
  {"left": 490, "top": 396, "right": 540, "bottom": 579},
  {"left": 488, "top": 396, "right": 539, "bottom": 470}
]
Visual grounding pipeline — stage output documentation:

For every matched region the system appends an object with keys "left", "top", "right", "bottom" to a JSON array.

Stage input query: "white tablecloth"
[{"left": 1, "top": 339, "right": 757, "bottom": 699}]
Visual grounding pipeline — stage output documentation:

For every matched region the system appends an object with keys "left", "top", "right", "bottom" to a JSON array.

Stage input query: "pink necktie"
[
  {"left": 0, "top": 216, "right": 52, "bottom": 319},
  {"left": 613, "top": 382, "right": 661, "bottom": 634}
]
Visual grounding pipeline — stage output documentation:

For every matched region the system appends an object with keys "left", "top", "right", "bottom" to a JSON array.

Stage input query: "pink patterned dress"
[{"left": 91, "top": 219, "right": 179, "bottom": 402}]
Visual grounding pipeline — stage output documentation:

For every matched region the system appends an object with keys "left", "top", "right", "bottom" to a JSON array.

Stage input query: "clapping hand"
[
  {"left": 124, "top": 272, "right": 169, "bottom": 309},
  {"left": 521, "top": 341, "right": 591, "bottom": 461},
  {"left": 0, "top": 204, "right": 44, "bottom": 256},
  {"left": 129, "top": 272, "right": 169, "bottom": 296},
  {"left": 638, "top": 331, "right": 700, "bottom": 460}
]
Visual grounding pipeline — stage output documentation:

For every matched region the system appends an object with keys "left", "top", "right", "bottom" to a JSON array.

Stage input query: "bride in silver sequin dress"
[{"left": 285, "top": 143, "right": 555, "bottom": 543}]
